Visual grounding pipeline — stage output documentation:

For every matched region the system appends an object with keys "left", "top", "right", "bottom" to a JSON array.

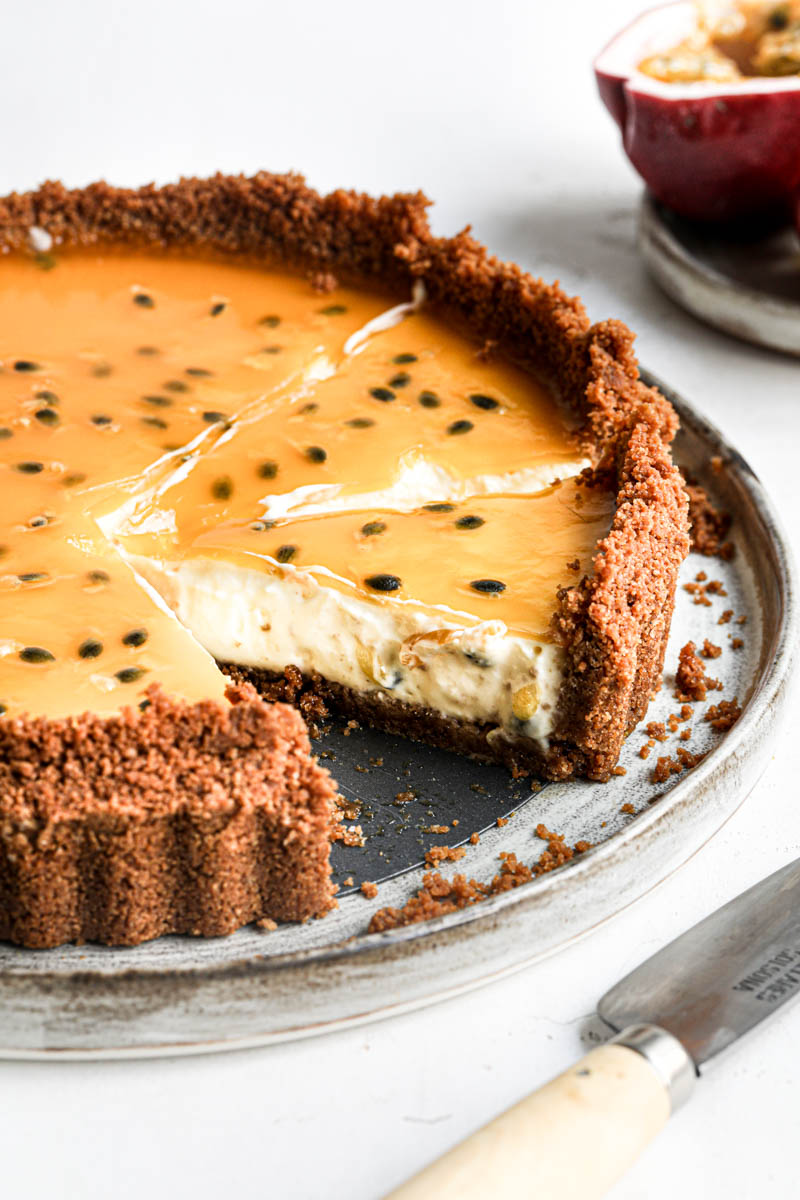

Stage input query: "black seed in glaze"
[
  {"left": 143, "top": 394, "right": 173, "bottom": 407},
  {"left": 392, "top": 353, "right": 417, "bottom": 364},
  {"left": 18, "top": 572, "right": 48, "bottom": 582},
  {"left": 346, "top": 417, "right": 375, "bottom": 429},
  {"left": 423, "top": 502, "right": 454, "bottom": 513},
  {"left": 17, "top": 461, "right": 44, "bottom": 474},
  {"left": 259, "top": 315, "right": 281, "bottom": 328},
  {"left": 369, "top": 386, "right": 395, "bottom": 402},
  {"left": 320, "top": 304, "right": 347, "bottom": 316},
  {"left": 455, "top": 515, "right": 485, "bottom": 530},
  {"left": 365, "top": 573, "right": 402, "bottom": 592},
  {"left": 211, "top": 476, "right": 234, "bottom": 501},
  {"left": 470, "top": 578, "right": 506, "bottom": 594},
  {"left": 19, "top": 646, "right": 55, "bottom": 663},
  {"left": 258, "top": 460, "right": 279, "bottom": 479},
  {"left": 91, "top": 414, "right": 113, "bottom": 427},
  {"left": 361, "top": 521, "right": 387, "bottom": 537},
  {"left": 0, "top": 428, "right": 13, "bottom": 439},
  {"left": 418, "top": 391, "right": 440, "bottom": 408},
  {"left": 210, "top": 302, "right": 227, "bottom": 316},
  {"left": 78, "top": 638, "right": 103, "bottom": 660},
  {"left": 202, "top": 410, "right": 228, "bottom": 424},
  {"left": 164, "top": 379, "right": 190, "bottom": 393},
  {"left": 305, "top": 445, "right": 327, "bottom": 463},
  {"left": 276, "top": 544, "right": 297, "bottom": 563},
  {"left": 186, "top": 367, "right": 213, "bottom": 377},
  {"left": 447, "top": 419, "right": 474, "bottom": 435},
  {"left": 388, "top": 371, "right": 411, "bottom": 389},
  {"left": 122, "top": 628, "right": 149, "bottom": 647},
  {"left": 116, "top": 666, "right": 147, "bottom": 683},
  {"left": 34, "top": 408, "right": 59, "bottom": 426},
  {"left": 35, "top": 390, "right": 59, "bottom": 405},
  {"left": 133, "top": 293, "right": 155, "bottom": 308},
  {"left": 13, "top": 360, "right": 40, "bottom": 372},
  {"left": 469, "top": 393, "right": 499, "bottom": 410}
]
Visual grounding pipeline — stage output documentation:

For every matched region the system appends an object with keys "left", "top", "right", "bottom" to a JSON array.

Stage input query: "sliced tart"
[{"left": 0, "top": 174, "right": 689, "bottom": 947}]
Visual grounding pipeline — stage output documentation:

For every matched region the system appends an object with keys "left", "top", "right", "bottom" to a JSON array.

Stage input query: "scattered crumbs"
[
  {"left": 680, "top": 704, "right": 693, "bottom": 721},
  {"left": 611, "top": 766, "right": 627, "bottom": 776},
  {"left": 425, "top": 824, "right": 450, "bottom": 835},
  {"left": 361, "top": 881, "right": 378, "bottom": 899},
  {"left": 354, "top": 764, "right": 369, "bottom": 774},
  {"left": 652, "top": 745, "right": 707, "bottom": 784},
  {"left": 620, "top": 803, "right": 635, "bottom": 815},
  {"left": 369, "top": 756, "right": 384, "bottom": 767},
  {"left": 469, "top": 832, "right": 480, "bottom": 845},
  {"left": 452, "top": 819, "right": 459, "bottom": 827},
  {"left": 667, "top": 714, "right": 680, "bottom": 733},
  {"left": 705, "top": 698, "right": 741, "bottom": 731},
  {"left": 369, "top": 827, "right": 590, "bottom": 932},
  {"left": 338, "top": 824, "right": 365, "bottom": 848},
  {"left": 701, "top": 639, "right": 722, "bottom": 659},
  {"left": 736, "top": 614, "right": 748, "bottom": 626},
  {"left": 470, "top": 783, "right": 488, "bottom": 795},
  {"left": 685, "top": 480, "right": 734, "bottom": 559},
  {"left": 675, "top": 640, "right": 719, "bottom": 702},
  {"left": 731, "top": 637, "right": 744, "bottom": 650},
  {"left": 646, "top": 721, "right": 668, "bottom": 742},
  {"left": 718, "top": 609, "right": 733, "bottom": 626},
  {"left": 639, "top": 744, "right": 652, "bottom": 760},
  {"left": 680, "top": 729, "right": 692, "bottom": 741},
  {"left": 425, "top": 844, "right": 467, "bottom": 868},
  {"left": 710, "top": 455, "right": 723, "bottom": 474},
  {"left": 395, "top": 790, "right": 415, "bottom": 803},
  {"left": 497, "top": 816, "right": 509, "bottom": 827},
  {"left": 255, "top": 917, "right": 278, "bottom": 932},
  {"left": 343, "top": 719, "right": 360, "bottom": 736},
  {"left": 695, "top": 570, "right": 707, "bottom": 582},
  {"left": 705, "top": 580, "right": 727, "bottom": 597}
]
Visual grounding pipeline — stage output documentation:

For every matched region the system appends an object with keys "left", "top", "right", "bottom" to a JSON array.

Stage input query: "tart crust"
[{"left": 0, "top": 172, "right": 689, "bottom": 947}]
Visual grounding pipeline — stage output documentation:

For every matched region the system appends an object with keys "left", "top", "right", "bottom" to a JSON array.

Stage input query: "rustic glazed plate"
[
  {"left": 0, "top": 376, "right": 794, "bottom": 1058},
  {"left": 638, "top": 194, "right": 800, "bottom": 356}
]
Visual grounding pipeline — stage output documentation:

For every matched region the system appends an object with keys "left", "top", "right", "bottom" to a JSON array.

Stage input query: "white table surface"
[{"left": 1, "top": 1, "right": 799, "bottom": 1196}]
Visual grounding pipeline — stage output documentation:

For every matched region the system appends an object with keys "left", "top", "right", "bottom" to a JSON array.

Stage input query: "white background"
[{"left": 2, "top": 1, "right": 799, "bottom": 1196}]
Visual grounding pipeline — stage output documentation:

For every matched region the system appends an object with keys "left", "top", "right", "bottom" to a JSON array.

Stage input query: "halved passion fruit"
[{"left": 595, "top": 1, "right": 800, "bottom": 224}]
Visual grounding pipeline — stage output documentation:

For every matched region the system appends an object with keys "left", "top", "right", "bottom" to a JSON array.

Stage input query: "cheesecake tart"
[{"left": 0, "top": 173, "right": 689, "bottom": 947}]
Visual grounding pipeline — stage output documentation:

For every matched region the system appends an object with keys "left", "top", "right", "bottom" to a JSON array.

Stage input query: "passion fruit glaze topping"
[{"left": 0, "top": 246, "right": 605, "bottom": 720}]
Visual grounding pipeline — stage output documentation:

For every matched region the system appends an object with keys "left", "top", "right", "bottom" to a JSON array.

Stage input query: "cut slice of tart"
[{"left": 0, "top": 173, "right": 689, "bottom": 947}]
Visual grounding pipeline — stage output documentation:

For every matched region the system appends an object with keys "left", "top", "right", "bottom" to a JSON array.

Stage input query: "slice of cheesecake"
[{"left": 0, "top": 173, "right": 689, "bottom": 946}]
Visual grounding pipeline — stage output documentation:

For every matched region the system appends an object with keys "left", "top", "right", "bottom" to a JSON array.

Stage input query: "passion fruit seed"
[
  {"left": 447, "top": 419, "right": 474, "bottom": 435},
  {"left": 116, "top": 667, "right": 147, "bottom": 683},
  {"left": 251, "top": 519, "right": 277, "bottom": 532},
  {"left": 258, "top": 460, "right": 279, "bottom": 479},
  {"left": 361, "top": 521, "right": 387, "bottom": 536},
  {"left": 392, "top": 353, "right": 417, "bottom": 364},
  {"left": 423, "top": 502, "right": 455, "bottom": 513},
  {"left": 63, "top": 472, "right": 87, "bottom": 487},
  {"left": 91, "top": 414, "right": 112, "bottom": 427},
  {"left": 346, "top": 417, "right": 375, "bottom": 429},
  {"left": 18, "top": 572, "right": 48, "bottom": 582},
  {"left": 210, "top": 302, "right": 226, "bottom": 316},
  {"left": 418, "top": 391, "right": 440, "bottom": 408},
  {"left": 370, "top": 387, "right": 395, "bottom": 402},
  {"left": 141, "top": 416, "right": 168, "bottom": 429},
  {"left": 136, "top": 345, "right": 160, "bottom": 356},
  {"left": 35, "top": 390, "right": 59, "bottom": 405},
  {"left": 299, "top": 402, "right": 319, "bottom": 415},
  {"left": 212, "top": 476, "right": 234, "bottom": 501},
  {"left": 455, "top": 515, "right": 485, "bottom": 530},
  {"left": 164, "top": 380, "right": 189, "bottom": 393},
  {"left": 133, "top": 293, "right": 155, "bottom": 308},
  {"left": 14, "top": 360, "right": 40, "bottom": 372},
  {"left": 260, "top": 315, "right": 281, "bottom": 327},
  {"left": 261, "top": 345, "right": 282, "bottom": 355},
  {"left": 276, "top": 544, "right": 297, "bottom": 563},
  {"left": 365, "top": 574, "right": 402, "bottom": 592},
  {"left": 29, "top": 516, "right": 48, "bottom": 528},
  {"left": 0, "top": 428, "right": 13, "bottom": 439},
  {"left": 122, "top": 628, "right": 149, "bottom": 647},
  {"left": 34, "top": 408, "right": 59, "bottom": 426},
  {"left": 203, "top": 410, "right": 228, "bottom": 424},
  {"left": 0, "top": 704, "right": 6, "bottom": 716},
  {"left": 78, "top": 638, "right": 103, "bottom": 660},
  {"left": 17, "top": 461, "right": 44, "bottom": 474},
  {"left": 305, "top": 446, "right": 327, "bottom": 463},
  {"left": 388, "top": 372, "right": 411, "bottom": 388},
  {"left": 186, "top": 367, "right": 213, "bottom": 377},
  {"left": 470, "top": 578, "right": 506, "bottom": 594},
  {"left": 92, "top": 362, "right": 113, "bottom": 378},
  {"left": 469, "top": 393, "right": 499, "bottom": 410},
  {"left": 320, "top": 304, "right": 347, "bottom": 316},
  {"left": 143, "top": 394, "right": 172, "bottom": 407},
  {"left": 87, "top": 570, "right": 110, "bottom": 584},
  {"left": 20, "top": 646, "right": 55, "bottom": 663}
]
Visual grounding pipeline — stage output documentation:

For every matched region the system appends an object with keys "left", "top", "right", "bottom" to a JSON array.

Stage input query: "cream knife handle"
[{"left": 385, "top": 1024, "right": 695, "bottom": 1200}]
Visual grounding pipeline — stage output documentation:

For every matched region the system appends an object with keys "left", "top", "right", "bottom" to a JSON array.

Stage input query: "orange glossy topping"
[{"left": 0, "top": 247, "right": 603, "bottom": 718}]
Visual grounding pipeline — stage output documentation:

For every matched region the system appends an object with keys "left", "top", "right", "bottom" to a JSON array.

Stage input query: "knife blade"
[
  {"left": 386, "top": 856, "right": 800, "bottom": 1200},
  {"left": 600, "top": 854, "right": 800, "bottom": 1067}
]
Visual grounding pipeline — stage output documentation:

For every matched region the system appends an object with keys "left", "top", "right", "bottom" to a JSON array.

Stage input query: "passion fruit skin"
[{"left": 595, "top": 2, "right": 800, "bottom": 224}]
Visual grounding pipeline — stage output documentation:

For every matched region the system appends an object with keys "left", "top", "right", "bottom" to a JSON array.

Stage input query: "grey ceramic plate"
[
  {"left": 638, "top": 194, "right": 800, "bottom": 356},
  {"left": 0, "top": 376, "right": 794, "bottom": 1059}
]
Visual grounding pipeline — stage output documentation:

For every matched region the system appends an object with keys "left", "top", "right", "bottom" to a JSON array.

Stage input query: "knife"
[{"left": 386, "top": 856, "right": 800, "bottom": 1199}]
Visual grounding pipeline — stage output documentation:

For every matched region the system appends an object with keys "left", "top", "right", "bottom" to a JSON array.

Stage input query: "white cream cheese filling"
[{"left": 126, "top": 555, "right": 566, "bottom": 747}]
